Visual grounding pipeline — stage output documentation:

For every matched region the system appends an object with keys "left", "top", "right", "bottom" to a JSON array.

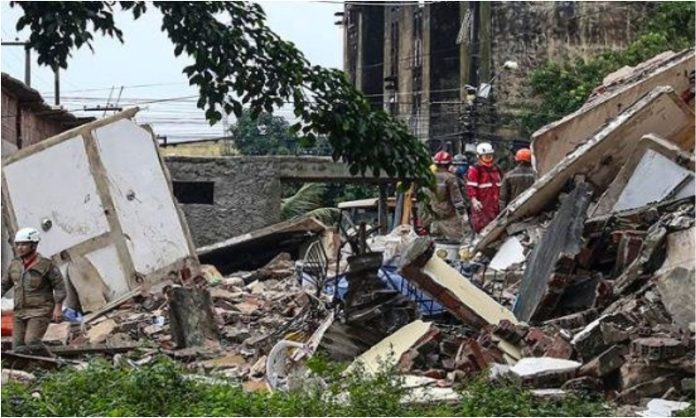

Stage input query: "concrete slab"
[
  {"left": 400, "top": 249, "right": 519, "bottom": 329},
  {"left": 656, "top": 267, "right": 695, "bottom": 332},
  {"left": 513, "top": 181, "right": 593, "bottom": 322},
  {"left": 87, "top": 319, "right": 117, "bottom": 344},
  {"left": 475, "top": 87, "right": 695, "bottom": 254},
  {"left": 488, "top": 236, "right": 526, "bottom": 272},
  {"left": 638, "top": 399, "right": 691, "bottom": 417},
  {"left": 42, "top": 323, "right": 71, "bottom": 346},
  {"left": 510, "top": 357, "right": 581, "bottom": 379},
  {"left": 657, "top": 227, "right": 695, "bottom": 274},
  {"left": 345, "top": 320, "right": 439, "bottom": 376},
  {"left": 531, "top": 49, "right": 694, "bottom": 176},
  {"left": 612, "top": 149, "right": 692, "bottom": 212},
  {"left": 197, "top": 216, "right": 327, "bottom": 275}
]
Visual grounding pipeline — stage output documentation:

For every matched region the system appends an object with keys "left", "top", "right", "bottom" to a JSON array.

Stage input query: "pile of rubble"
[{"left": 2, "top": 49, "right": 694, "bottom": 415}]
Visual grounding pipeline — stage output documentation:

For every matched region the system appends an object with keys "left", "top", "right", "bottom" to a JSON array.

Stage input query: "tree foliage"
[
  {"left": 230, "top": 109, "right": 330, "bottom": 156},
  {"left": 12, "top": 1, "right": 433, "bottom": 186},
  {"left": 520, "top": 2, "right": 696, "bottom": 135}
]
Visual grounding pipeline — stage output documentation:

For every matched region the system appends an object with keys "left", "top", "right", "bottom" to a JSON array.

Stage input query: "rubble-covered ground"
[{"left": 2, "top": 51, "right": 695, "bottom": 418}]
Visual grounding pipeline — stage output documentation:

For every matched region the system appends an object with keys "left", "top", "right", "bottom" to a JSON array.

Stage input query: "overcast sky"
[{"left": 1, "top": 1, "right": 344, "bottom": 142}]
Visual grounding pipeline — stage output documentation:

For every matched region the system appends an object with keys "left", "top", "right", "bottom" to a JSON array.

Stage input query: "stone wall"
[
  {"left": 165, "top": 156, "right": 282, "bottom": 248},
  {"left": 490, "top": 1, "right": 655, "bottom": 119},
  {"left": 165, "top": 156, "right": 396, "bottom": 247}
]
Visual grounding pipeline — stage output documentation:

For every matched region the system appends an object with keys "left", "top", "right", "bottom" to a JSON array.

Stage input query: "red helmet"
[
  {"left": 515, "top": 148, "right": 532, "bottom": 162},
  {"left": 433, "top": 151, "right": 452, "bottom": 165}
]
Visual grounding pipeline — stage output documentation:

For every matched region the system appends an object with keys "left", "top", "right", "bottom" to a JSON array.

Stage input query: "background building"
[{"left": 342, "top": 1, "right": 654, "bottom": 155}]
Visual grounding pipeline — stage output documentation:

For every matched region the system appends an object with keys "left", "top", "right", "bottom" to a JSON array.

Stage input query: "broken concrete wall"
[
  {"left": 592, "top": 134, "right": 696, "bottom": 217},
  {"left": 475, "top": 86, "right": 695, "bottom": 253},
  {"left": 531, "top": 49, "right": 695, "bottom": 176},
  {"left": 514, "top": 180, "right": 593, "bottom": 322},
  {"left": 492, "top": 2, "right": 656, "bottom": 130},
  {"left": 1, "top": 109, "right": 199, "bottom": 309}
]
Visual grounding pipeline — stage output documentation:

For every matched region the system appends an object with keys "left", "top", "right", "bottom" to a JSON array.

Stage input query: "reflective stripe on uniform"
[
  {"left": 467, "top": 181, "right": 479, "bottom": 186},
  {"left": 478, "top": 182, "right": 494, "bottom": 188}
]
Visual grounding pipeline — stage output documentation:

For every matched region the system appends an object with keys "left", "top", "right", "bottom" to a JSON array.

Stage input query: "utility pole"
[
  {"left": 54, "top": 67, "right": 60, "bottom": 105},
  {"left": 1, "top": 40, "right": 31, "bottom": 86}
]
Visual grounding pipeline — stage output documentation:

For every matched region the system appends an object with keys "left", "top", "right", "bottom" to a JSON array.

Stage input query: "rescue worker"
[
  {"left": 466, "top": 142, "right": 503, "bottom": 233},
  {"left": 1, "top": 227, "right": 66, "bottom": 353},
  {"left": 499, "top": 148, "right": 536, "bottom": 208},
  {"left": 427, "top": 150, "right": 467, "bottom": 240},
  {"left": 450, "top": 153, "right": 470, "bottom": 196}
]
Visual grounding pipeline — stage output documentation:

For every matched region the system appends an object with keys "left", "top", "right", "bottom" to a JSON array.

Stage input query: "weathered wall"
[
  {"left": 20, "top": 110, "right": 65, "bottom": 148},
  {"left": 159, "top": 141, "right": 236, "bottom": 157},
  {"left": 165, "top": 156, "right": 398, "bottom": 247},
  {"left": 1, "top": 89, "right": 79, "bottom": 149},
  {"left": 490, "top": 1, "right": 654, "bottom": 120},
  {"left": 165, "top": 157, "right": 282, "bottom": 248},
  {"left": 1, "top": 93, "right": 18, "bottom": 143},
  {"left": 343, "top": 1, "right": 654, "bottom": 148}
]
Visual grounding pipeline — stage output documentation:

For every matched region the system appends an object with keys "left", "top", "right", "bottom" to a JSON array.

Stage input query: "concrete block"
[
  {"left": 630, "top": 337, "right": 686, "bottom": 362},
  {"left": 611, "top": 148, "right": 692, "bottom": 212},
  {"left": 579, "top": 345, "right": 626, "bottom": 377},
  {"left": 619, "top": 375, "right": 679, "bottom": 405},
  {"left": 620, "top": 358, "right": 672, "bottom": 389},
  {"left": 488, "top": 236, "right": 526, "bottom": 272},
  {"left": 656, "top": 266, "right": 695, "bottom": 332},
  {"left": 510, "top": 357, "right": 581, "bottom": 388}
]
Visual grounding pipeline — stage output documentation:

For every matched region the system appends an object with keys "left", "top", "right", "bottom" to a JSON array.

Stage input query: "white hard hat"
[
  {"left": 476, "top": 142, "right": 494, "bottom": 155},
  {"left": 15, "top": 227, "right": 40, "bottom": 243}
]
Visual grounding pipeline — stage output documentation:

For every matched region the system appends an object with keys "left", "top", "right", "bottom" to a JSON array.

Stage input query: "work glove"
[{"left": 471, "top": 198, "right": 483, "bottom": 212}]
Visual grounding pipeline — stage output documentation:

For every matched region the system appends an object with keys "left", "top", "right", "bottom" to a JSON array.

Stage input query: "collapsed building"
[{"left": 1, "top": 49, "right": 695, "bottom": 414}]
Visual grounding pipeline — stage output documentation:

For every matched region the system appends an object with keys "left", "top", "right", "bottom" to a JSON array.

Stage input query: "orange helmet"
[
  {"left": 515, "top": 148, "right": 532, "bottom": 162},
  {"left": 433, "top": 150, "right": 452, "bottom": 165}
]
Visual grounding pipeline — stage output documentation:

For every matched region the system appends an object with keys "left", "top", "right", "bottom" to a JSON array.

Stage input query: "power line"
[{"left": 39, "top": 81, "right": 189, "bottom": 95}]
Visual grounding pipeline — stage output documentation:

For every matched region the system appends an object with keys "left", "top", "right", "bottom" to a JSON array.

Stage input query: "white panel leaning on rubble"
[
  {"left": 474, "top": 86, "right": 695, "bottom": 253},
  {"left": 1, "top": 108, "right": 199, "bottom": 311},
  {"left": 531, "top": 49, "right": 694, "bottom": 176}
]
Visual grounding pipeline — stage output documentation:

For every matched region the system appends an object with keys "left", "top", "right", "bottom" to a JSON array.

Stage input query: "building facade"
[{"left": 342, "top": 1, "right": 654, "bottom": 155}]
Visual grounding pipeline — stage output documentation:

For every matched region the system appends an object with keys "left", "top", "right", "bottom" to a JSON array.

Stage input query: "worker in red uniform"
[{"left": 466, "top": 142, "right": 503, "bottom": 233}]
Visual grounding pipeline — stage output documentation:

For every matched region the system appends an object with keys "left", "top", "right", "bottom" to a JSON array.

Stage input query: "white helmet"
[
  {"left": 476, "top": 142, "right": 494, "bottom": 155},
  {"left": 15, "top": 227, "right": 40, "bottom": 243}
]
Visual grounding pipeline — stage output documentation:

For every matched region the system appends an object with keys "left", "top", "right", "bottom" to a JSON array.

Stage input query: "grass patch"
[{"left": 2, "top": 355, "right": 610, "bottom": 416}]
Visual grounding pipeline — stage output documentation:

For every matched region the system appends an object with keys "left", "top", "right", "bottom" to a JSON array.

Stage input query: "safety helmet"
[
  {"left": 515, "top": 148, "right": 532, "bottom": 162},
  {"left": 433, "top": 150, "right": 453, "bottom": 165},
  {"left": 476, "top": 142, "right": 494, "bottom": 156},
  {"left": 452, "top": 153, "right": 467, "bottom": 166},
  {"left": 15, "top": 227, "right": 40, "bottom": 243}
]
